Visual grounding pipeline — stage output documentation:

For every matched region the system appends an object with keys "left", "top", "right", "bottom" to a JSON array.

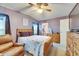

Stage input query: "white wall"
[
  {"left": 39, "top": 19, "right": 60, "bottom": 34},
  {"left": 0, "top": 6, "right": 38, "bottom": 42},
  {"left": 47, "top": 19, "right": 60, "bottom": 33}
]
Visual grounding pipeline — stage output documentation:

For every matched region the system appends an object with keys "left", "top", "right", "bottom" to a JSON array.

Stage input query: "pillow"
[{"left": 0, "top": 34, "right": 12, "bottom": 44}]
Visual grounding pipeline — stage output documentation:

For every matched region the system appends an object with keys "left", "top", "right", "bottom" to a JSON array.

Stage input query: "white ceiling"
[
  {"left": 70, "top": 4, "right": 79, "bottom": 16},
  {"left": 0, "top": 3, "right": 76, "bottom": 21}
]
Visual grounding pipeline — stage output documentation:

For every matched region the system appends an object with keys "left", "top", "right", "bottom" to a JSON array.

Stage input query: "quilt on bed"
[{"left": 18, "top": 35, "right": 51, "bottom": 56}]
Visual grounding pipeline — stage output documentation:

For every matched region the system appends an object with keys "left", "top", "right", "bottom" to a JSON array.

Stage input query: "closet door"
[{"left": 60, "top": 19, "right": 70, "bottom": 51}]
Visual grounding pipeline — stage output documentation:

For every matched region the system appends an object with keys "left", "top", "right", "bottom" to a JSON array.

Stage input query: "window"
[
  {"left": 0, "top": 16, "right": 6, "bottom": 35},
  {"left": 32, "top": 23, "right": 39, "bottom": 35},
  {"left": 0, "top": 14, "right": 11, "bottom": 35}
]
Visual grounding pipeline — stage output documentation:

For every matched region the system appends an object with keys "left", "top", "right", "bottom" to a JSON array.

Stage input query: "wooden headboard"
[
  {"left": 16, "top": 29, "right": 32, "bottom": 37},
  {"left": 16, "top": 29, "right": 32, "bottom": 42}
]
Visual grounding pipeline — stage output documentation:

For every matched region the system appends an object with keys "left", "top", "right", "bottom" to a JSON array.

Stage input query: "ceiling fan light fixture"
[
  {"left": 37, "top": 8, "right": 43, "bottom": 13},
  {"left": 40, "top": 4, "right": 47, "bottom": 9}
]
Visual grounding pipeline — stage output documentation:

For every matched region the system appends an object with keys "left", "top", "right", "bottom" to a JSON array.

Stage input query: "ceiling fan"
[{"left": 28, "top": 3, "right": 52, "bottom": 12}]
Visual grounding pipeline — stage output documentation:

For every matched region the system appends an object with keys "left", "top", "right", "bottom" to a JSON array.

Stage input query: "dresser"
[{"left": 67, "top": 32, "right": 79, "bottom": 56}]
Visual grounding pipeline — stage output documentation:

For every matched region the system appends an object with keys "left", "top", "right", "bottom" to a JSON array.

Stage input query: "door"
[{"left": 60, "top": 19, "right": 70, "bottom": 51}]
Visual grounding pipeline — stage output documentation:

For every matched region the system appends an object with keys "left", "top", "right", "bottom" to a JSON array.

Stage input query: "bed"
[{"left": 16, "top": 29, "right": 52, "bottom": 56}]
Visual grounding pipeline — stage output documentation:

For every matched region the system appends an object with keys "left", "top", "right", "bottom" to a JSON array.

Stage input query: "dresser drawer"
[
  {"left": 74, "top": 41, "right": 79, "bottom": 47},
  {"left": 74, "top": 39, "right": 79, "bottom": 43},
  {"left": 73, "top": 33, "right": 79, "bottom": 39},
  {"left": 66, "top": 49, "right": 73, "bottom": 56},
  {"left": 74, "top": 52, "right": 79, "bottom": 56},
  {"left": 67, "top": 39, "right": 73, "bottom": 46},
  {"left": 74, "top": 48, "right": 79, "bottom": 56},
  {"left": 75, "top": 45, "right": 79, "bottom": 50},
  {"left": 67, "top": 32, "right": 79, "bottom": 56}
]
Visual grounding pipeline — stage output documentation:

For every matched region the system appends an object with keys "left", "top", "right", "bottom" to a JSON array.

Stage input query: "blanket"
[{"left": 18, "top": 35, "right": 51, "bottom": 56}]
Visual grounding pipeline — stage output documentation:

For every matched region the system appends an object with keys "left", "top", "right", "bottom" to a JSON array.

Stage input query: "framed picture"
[{"left": 23, "top": 17, "right": 28, "bottom": 26}]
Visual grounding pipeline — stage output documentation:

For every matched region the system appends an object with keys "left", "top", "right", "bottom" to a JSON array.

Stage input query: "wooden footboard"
[{"left": 44, "top": 38, "right": 52, "bottom": 56}]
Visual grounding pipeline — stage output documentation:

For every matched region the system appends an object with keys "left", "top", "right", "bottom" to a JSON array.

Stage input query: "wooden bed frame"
[{"left": 16, "top": 29, "right": 52, "bottom": 56}]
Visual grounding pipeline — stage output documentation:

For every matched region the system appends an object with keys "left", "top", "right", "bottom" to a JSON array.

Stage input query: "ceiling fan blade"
[
  {"left": 29, "top": 3, "right": 34, "bottom": 6},
  {"left": 19, "top": 5, "right": 32, "bottom": 11},
  {"left": 43, "top": 3, "right": 48, "bottom": 6},
  {"left": 46, "top": 9, "right": 52, "bottom": 12},
  {"left": 37, "top": 3, "right": 42, "bottom": 6},
  {"left": 19, "top": 3, "right": 35, "bottom": 11}
]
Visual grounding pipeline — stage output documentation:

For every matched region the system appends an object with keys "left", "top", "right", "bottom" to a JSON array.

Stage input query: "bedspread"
[{"left": 18, "top": 35, "right": 51, "bottom": 56}]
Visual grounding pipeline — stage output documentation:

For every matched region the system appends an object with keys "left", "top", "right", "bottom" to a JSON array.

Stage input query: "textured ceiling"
[
  {"left": 70, "top": 4, "right": 79, "bottom": 16},
  {"left": 0, "top": 3, "right": 76, "bottom": 21}
]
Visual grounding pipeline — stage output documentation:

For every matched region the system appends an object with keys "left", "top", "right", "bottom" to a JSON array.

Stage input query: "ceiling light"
[
  {"left": 40, "top": 5, "right": 47, "bottom": 9},
  {"left": 37, "top": 8, "right": 43, "bottom": 13}
]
